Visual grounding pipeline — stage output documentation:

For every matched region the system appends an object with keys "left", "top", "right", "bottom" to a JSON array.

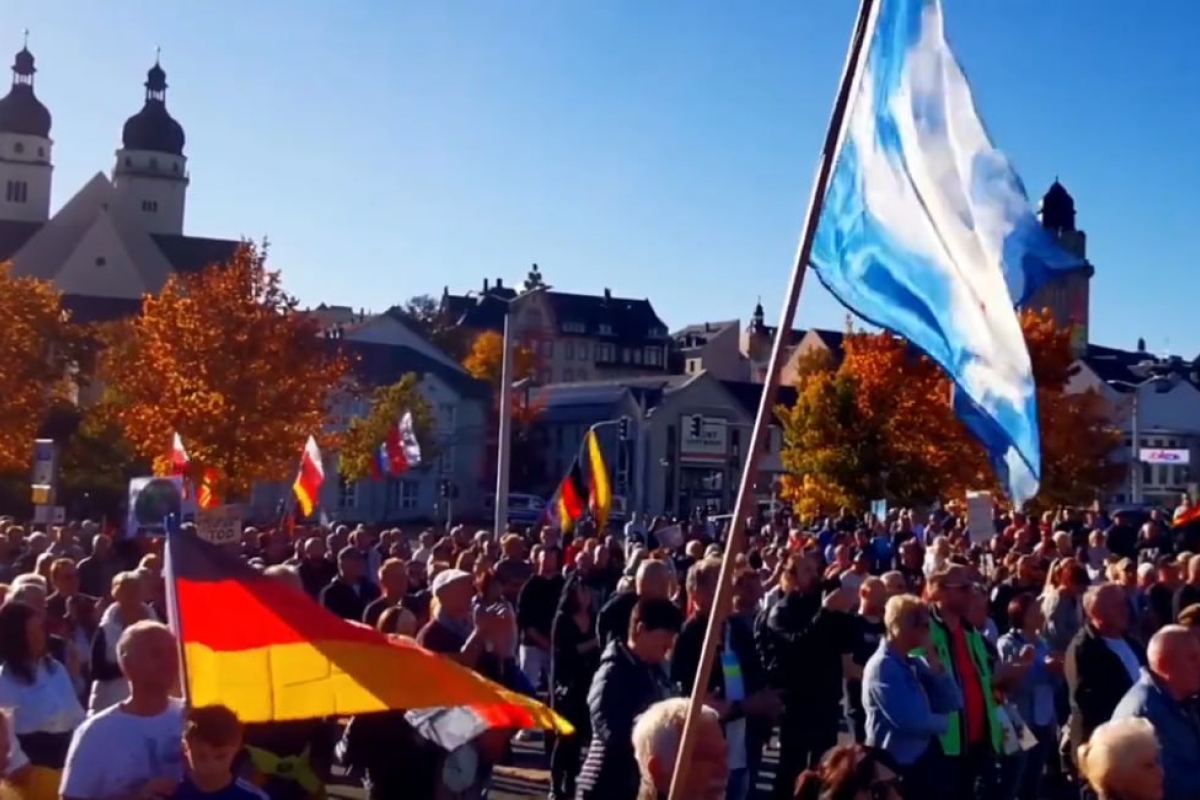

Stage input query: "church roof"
[
  {"left": 0, "top": 46, "right": 51, "bottom": 138},
  {"left": 121, "top": 61, "right": 185, "bottom": 155}
]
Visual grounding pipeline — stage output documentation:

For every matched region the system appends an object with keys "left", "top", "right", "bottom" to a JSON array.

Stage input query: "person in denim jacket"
[{"left": 863, "top": 593, "right": 962, "bottom": 799}]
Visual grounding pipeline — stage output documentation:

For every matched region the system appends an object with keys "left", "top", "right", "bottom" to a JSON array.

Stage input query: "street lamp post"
[
  {"left": 492, "top": 285, "right": 549, "bottom": 538},
  {"left": 1111, "top": 358, "right": 1186, "bottom": 504}
]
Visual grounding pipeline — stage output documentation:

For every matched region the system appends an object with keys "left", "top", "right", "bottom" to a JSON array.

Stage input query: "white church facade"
[{"left": 0, "top": 41, "right": 239, "bottom": 322}]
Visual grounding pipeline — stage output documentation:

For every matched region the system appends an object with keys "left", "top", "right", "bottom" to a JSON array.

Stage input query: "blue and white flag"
[{"left": 810, "top": 0, "right": 1081, "bottom": 505}]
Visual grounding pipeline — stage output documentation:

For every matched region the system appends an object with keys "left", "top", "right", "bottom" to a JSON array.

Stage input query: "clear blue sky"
[{"left": 9, "top": 1, "right": 1196, "bottom": 355}]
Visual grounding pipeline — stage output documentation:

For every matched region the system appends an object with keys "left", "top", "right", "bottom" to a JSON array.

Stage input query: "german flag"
[
  {"left": 555, "top": 457, "right": 588, "bottom": 533},
  {"left": 164, "top": 529, "right": 573, "bottom": 730},
  {"left": 585, "top": 430, "right": 612, "bottom": 531},
  {"left": 196, "top": 467, "right": 220, "bottom": 510}
]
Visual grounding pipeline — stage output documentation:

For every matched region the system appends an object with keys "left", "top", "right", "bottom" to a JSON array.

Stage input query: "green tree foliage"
[{"left": 338, "top": 373, "right": 439, "bottom": 481}]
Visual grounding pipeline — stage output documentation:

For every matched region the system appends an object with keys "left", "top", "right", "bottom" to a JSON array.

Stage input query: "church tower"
[
  {"left": 0, "top": 38, "right": 53, "bottom": 223},
  {"left": 1029, "top": 180, "right": 1095, "bottom": 356},
  {"left": 112, "top": 56, "right": 188, "bottom": 235}
]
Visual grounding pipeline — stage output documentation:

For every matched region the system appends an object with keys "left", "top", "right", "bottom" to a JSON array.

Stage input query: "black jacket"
[
  {"left": 596, "top": 590, "right": 638, "bottom": 647},
  {"left": 318, "top": 578, "right": 380, "bottom": 623},
  {"left": 1065, "top": 623, "right": 1146, "bottom": 752},
  {"left": 576, "top": 640, "right": 673, "bottom": 800},
  {"left": 671, "top": 613, "right": 768, "bottom": 773},
  {"left": 755, "top": 590, "right": 850, "bottom": 717}
]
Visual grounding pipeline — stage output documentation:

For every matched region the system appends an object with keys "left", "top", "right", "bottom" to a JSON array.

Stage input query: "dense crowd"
[{"left": 0, "top": 501, "right": 1195, "bottom": 799}]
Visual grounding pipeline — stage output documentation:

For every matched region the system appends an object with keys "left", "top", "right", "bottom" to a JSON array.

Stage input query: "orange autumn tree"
[
  {"left": 982, "top": 308, "right": 1123, "bottom": 508},
  {"left": 0, "top": 263, "right": 88, "bottom": 474},
  {"left": 461, "top": 330, "right": 540, "bottom": 386},
  {"left": 98, "top": 243, "right": 350, "bottom": 498},
  {"left": 778, "top": 310, "right": 1123, "bottom": 514},
  {"left": 461, "top": 330, "right": 547, "bottom": 490},
  {"left": 777, "top": 331, "right": 971, "bottom": 516}
]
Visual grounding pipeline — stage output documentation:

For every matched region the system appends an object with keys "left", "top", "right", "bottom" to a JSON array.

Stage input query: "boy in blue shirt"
[{"left": 172, "top": 705, "right": 267, "bottom": 800}]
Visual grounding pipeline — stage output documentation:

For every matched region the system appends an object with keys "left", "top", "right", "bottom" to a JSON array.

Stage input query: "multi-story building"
[{"left": 440, "top": 264, "right": 672, "bottom": 384}]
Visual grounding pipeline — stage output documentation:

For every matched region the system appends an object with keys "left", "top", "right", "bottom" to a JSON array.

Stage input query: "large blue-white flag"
[{"left": 810, "top": 0, "right": 1081, "bottom": 505}]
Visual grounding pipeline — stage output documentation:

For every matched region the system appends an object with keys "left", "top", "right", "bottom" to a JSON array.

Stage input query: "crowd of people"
[{"left": 0, "top": 501, "right": 1194, "bottom": 799}]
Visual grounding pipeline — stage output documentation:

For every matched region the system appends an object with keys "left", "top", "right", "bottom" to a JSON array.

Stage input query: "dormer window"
[
  {"left": 562, "top": 321, "right": 586, "bottom": 334},
  {"left": 598, "top": 323, "right": 614, "bottom": 336}
]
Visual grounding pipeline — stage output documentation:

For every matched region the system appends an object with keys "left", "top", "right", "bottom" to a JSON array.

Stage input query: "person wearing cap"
[
  {"left": 417, "top": 568, "right": 514, "bottom": 681},
  {"left": 317, "top": 547, "right": 379, "bottom": 623}
]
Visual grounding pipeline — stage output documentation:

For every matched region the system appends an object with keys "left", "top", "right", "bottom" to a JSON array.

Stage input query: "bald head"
[
  {"left": 1148, "top": 624, "right": 1200, "bottom": 699},
  {"left": 636, "top": 558, "right": 672, "bottom": 600}
]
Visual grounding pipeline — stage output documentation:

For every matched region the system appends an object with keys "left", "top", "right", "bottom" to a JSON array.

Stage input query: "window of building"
[
  {"left": 149, "top": 157, "right": 159, "bottom": 171},
  {"left": 632, "top": 349, "right": 643, "bottom": 365},
  {"left": 37, "top": 146, "right": 44, "bottom": 158},
  {"left": 439, "top": 446, "right": 455, "bottom": 475},
  {"left": 541, "top": 339, "right": 554, "bottom": 358},
  {"left": 563, "top": 368, "right": 574, "bottom": 382},
  {"left": 141, "top": 200, "right": 158, "bottom": 213},
  {"left": 598, "top": 324, "right": 614, "bottom": 335},
  {"left": 4, "top": 180, "right": 28, "bottom": 204},
  {"left": 564, "top": 341, "right": 575, "bottom": 359},
  {"left": 577, "top": 342, "right": 590, "bottom": 360},
  {"left": 437, "top": 402, "right": 457, "bottom": 432},
  {"left": 621, "top": 348, "right": 632, "bottom": 362},
  {"left": 12, "top": 142, "right": 23, "bottom": 155},
  {"left": 124, "top": 157, "right": 132, "bottom": 168},
  {"left": 596, "top": 343, "right": 615, "bottom": 362},
  {"left": 387, "top": 478, "right": 420, "bottom": 510},
  {"left": 562, "top": 321, "right": 586, "bottom": 334},
  {"left": 338, "top": 477, "right": 358, "bottom": 509},
  {"left": 645, "top": 347, "right": 662, "bottom": 366}
]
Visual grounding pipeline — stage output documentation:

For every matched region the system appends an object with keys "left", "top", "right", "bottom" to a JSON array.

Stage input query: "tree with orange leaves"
[
  {"left": 0, "top": 263, "right": 87, "bottom": 474},
  {"left": 97, "top": 243, "right": 351, "bottom": 498},
  {"left": 461, "top": 330, "right": 540, "bottom": 386},
  {"left": 778, "top": 310, "right": 1122, "bottom": 513}
]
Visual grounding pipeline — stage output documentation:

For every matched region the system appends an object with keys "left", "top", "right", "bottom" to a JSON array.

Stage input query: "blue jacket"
[
  {"left": 1112, "top": 671, "right": 1200, "bottom": 800},
  {"left": 862, "top": 639, "right": 963, "bottom": 765}
]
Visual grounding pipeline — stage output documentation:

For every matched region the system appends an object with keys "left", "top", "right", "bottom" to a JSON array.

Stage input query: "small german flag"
[
  {"left": 556, "top": 458, "right": 588, "bottom": 533},
  {"left": 1173, "top": 504, "right": 1200, "bottom": 528}
]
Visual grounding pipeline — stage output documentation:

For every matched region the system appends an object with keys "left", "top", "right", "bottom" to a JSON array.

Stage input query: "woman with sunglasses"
[
  {"left": 793, "top": 744, "right": 903, "bottom": 800},
  {"left": 861, "top": 593, "right": 962, "bottom": 799}
]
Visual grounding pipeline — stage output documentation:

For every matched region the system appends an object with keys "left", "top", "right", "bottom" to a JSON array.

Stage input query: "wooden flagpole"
[{"left": 666, "top": 0, "right": 881, "bottom": 797}]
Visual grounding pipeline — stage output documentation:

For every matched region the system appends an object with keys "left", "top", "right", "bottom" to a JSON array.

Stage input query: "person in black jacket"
[
  {"left": 671, "top": 558, "right": 781, "bottom": 800},
  {"left": 318, "top": 547, "right": 379, "bottom": 622},
  {"left": 596, "top": 558, "right": 671, "bottom": 646},
  {"left": 1065, "top": 583, "right": 1147, "bottom": 763},
  {"left": 550, "top": 575, "right": 600, "bottom": 800},
  {"left": 576, "top": 597, "right": 683, "bottom": 800},
  {"left": 755, "top": 552, "right": 856, "bottom": 800}
]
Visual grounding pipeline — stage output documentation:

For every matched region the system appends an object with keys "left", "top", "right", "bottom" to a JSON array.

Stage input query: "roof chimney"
[
  {"left": 483, "top": 278, "right": 490, "bottom": 292},
  {"left": 496, "top": 278, "right": 504, "bottom": 288},
  {"left": 1137, "top": 337, "right": 1146, "bottom": 352},
  {"left": 603, "top": 287, "right": 612, "bottom": 302}
]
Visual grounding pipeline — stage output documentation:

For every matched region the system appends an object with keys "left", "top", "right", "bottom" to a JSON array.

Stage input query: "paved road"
[{"left": 328, "top": 731, "right": 793, "bottom": 799}]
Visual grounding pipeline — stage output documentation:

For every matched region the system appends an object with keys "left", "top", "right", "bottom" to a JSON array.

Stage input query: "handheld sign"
[{"left": 194, "top": 505, "right": 242, "bottom": 546}]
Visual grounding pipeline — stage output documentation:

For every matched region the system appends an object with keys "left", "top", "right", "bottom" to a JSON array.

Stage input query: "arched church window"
[{"left": 13, "top": 142, "right": 23, "bottom": 155}]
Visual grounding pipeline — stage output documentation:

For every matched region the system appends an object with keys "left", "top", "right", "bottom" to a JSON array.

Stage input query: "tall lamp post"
[
  {"left": 1111, "top": 357, "right": 1186, "bottom": 504},
  {"left": 493, "top": 285, "right": 549, "bottom": 537}
]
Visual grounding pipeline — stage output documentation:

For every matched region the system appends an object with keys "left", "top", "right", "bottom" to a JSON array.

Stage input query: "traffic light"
[
  {"left": 618, "top": 416, "right": 630, "bottom": 440},
  {"left": 438, "top": 479, "right": 452, "bottom": 500},
  {"left": 689, "top": 415, "right": 703, "bottom": 438}
]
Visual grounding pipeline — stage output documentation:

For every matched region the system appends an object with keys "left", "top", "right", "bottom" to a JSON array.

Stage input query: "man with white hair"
[
  {"left": 631, "top": 698, "right": 728, "bottom": 800},
  {"left": 1111, "top": 624, "right": 1200, "bottom": 800},
  {"left": 60, "top": 620, "right": 184, "bottom": 800}
]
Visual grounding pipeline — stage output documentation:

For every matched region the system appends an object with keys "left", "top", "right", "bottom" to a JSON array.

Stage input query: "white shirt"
[
  {"left": 59, "top": 700, "right": 184, "bottom": 799},
  {"left": 0, "top": 660, "right": 85, "bottom": 735}
]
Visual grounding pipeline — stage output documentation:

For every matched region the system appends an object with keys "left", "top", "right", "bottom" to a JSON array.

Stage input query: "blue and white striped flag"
[{"left": 810, "top": 0, "right": 1081, "bottom": 505}]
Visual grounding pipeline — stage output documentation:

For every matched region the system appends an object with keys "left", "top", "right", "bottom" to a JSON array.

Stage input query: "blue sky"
[{"left": 8, "top": 1, "right": 1197, "bottom": 355}]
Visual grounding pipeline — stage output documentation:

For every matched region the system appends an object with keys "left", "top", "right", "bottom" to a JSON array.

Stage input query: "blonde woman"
[
  {"left": 87, "top": 571, "right": 150, "bottom": 712},
  {"left": 1077, "top": 717, "right": 1162, "bottom": 800}
]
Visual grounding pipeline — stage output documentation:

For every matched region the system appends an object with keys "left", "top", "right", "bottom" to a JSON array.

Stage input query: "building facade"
[
  {"left": 1026, "top": 181, "right": 1095, "bottom": 356},
  {"left": 441, "top": 264, "right": 672, "bottom": 385},
  {"left": 0, "top": 44, "right": 242, "bottom": 317}
]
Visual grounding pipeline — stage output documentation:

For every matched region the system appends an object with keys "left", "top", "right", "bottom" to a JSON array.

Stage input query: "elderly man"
[
  {"left": 632, "top": 698, "right": 728, "bottom": 800},
  {"left": 1111, "top": 625, "right": 1200, "bottom": 800},
  {"left": 597, "top": 557, "right": 673, "bottom": 646},
  {"left": 60, "top": 620, "right": 184, "bottom": 799}
]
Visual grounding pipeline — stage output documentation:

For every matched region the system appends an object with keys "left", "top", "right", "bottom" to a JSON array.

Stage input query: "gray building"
[{"left": 529, "top": 372, "right": 797, "bottom": 519}]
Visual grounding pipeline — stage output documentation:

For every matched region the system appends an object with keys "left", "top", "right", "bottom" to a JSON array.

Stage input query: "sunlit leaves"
[
  {"left": 97, "top": 243, "right": 350, "bottom": 498},
  {"left": 0, "top": 263, "right": 86, "bottom": 473},
  {"left": 461, "top": 330, "right": 540, "bottom": 388},
  {"left": 339, "top": 373, "right": 438, "bottom": 482}
]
